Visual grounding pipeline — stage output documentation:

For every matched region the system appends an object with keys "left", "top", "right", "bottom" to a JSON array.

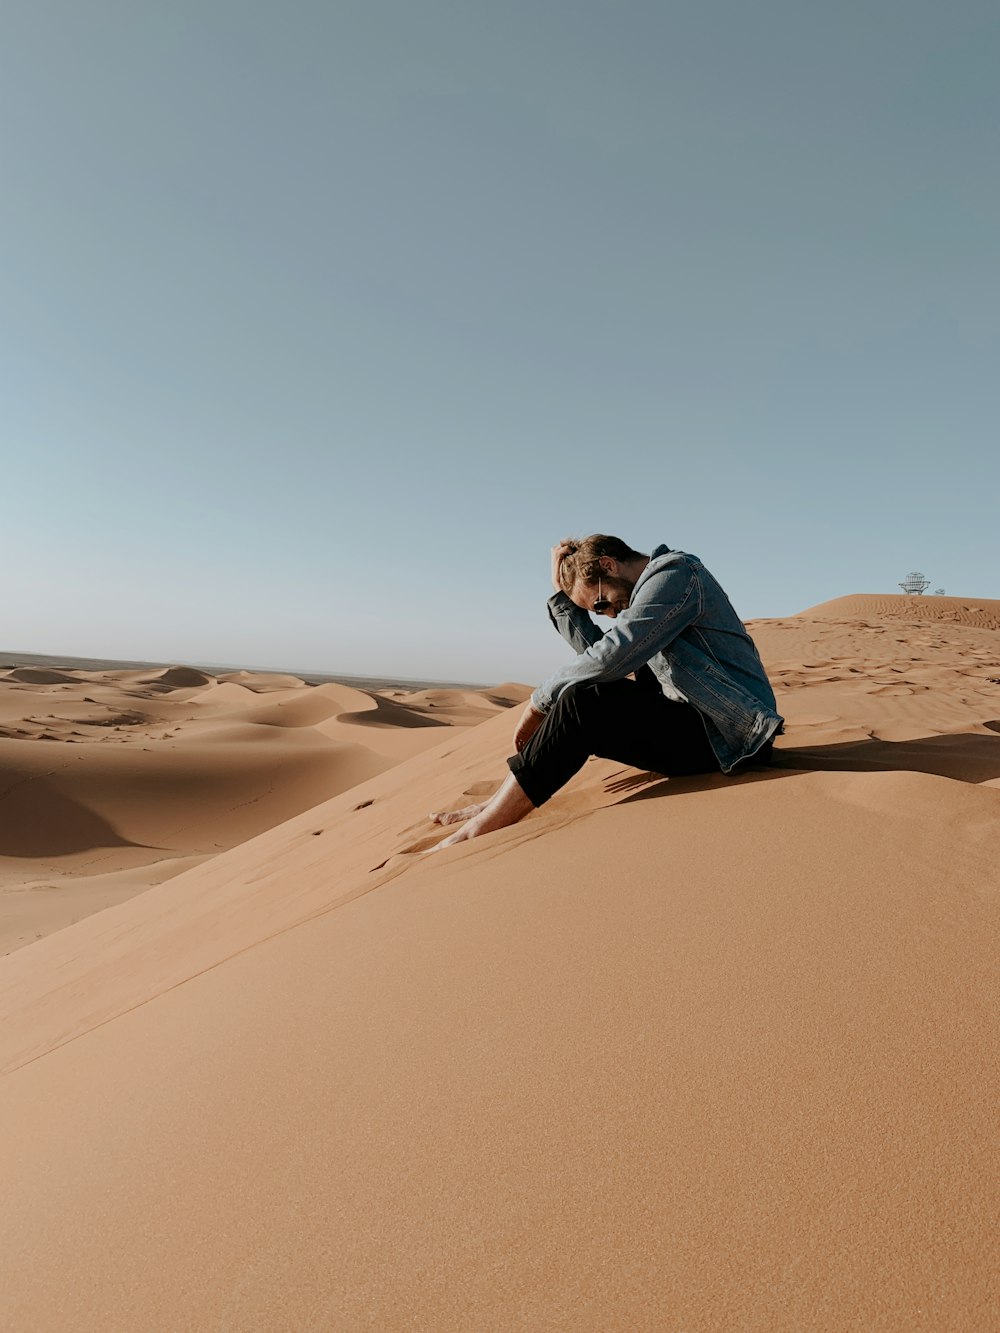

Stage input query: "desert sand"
[
  {"left": 0, "top": 663, "right": 526, "bottom": 955},
  {"left": 0, "top": 595, "right": 997, "bottom": 1331}
]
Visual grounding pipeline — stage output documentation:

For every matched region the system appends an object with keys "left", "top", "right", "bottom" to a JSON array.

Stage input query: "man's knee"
[
  {"left": 554, "top": 680, "right": 604, "bottom": 719},
  {"left": 552, "top": 681, "right": 630, "bottom": 744}
]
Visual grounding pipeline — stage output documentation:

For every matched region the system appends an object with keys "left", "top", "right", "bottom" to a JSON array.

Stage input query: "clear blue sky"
[{"left": 3, "top": 1, "right": 997, "bottom": 682}]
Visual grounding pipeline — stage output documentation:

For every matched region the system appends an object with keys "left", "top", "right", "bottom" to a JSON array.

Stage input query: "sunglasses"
[{"left": 592, "top": 576, "right": 612, "bottom": 614}]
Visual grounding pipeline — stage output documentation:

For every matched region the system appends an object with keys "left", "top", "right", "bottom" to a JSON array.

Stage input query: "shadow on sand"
[
  {"left": 611, "top": 723, "right": 1000, "bottom": 804},
  {"left": 338, "top": 694, "right": 450, "bottom": 729}
]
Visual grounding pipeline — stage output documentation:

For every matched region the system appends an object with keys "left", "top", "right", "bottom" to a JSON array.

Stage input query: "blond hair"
[{"left": 557, "top": 535, "right": 648, "bottom": 596}]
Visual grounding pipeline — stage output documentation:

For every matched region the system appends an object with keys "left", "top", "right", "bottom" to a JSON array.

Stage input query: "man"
[{"left": 430, "top": 535, "right": 783, "bottom": 848}]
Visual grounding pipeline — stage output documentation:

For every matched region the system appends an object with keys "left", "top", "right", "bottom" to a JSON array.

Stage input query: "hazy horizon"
[
  {"left": 5, "top": 582, "right": 993, "bottom": 688},
  {"left": 0, "top": 645, "right": 493, "bottom": 688}
]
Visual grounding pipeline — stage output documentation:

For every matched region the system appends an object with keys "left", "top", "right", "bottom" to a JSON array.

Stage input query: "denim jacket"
[{"left": 531, "top": 544, "right": 783, "bottom": 773}]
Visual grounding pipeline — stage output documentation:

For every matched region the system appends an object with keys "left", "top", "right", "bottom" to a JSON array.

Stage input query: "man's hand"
[
  {"left": 513, "top": 701, "right": 545, "bottom": 752},
  {"left": 551, "top": 540, "right": 574, "bottom": 593}
]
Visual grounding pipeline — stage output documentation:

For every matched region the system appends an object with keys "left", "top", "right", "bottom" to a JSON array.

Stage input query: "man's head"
[{"left": 557, "top": 535, "right": 650, "bottom": 618}]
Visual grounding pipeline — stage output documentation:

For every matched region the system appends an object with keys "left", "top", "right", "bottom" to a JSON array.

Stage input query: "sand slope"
[
  {"left": 0, "top": 666, "right": 517, "bottom": 954},
  {"left": 0, "top": 603, "right": 997, "bottom": 1330},
  {"left": 750, "top": 595, "right": 1000, "bottom": 753}
]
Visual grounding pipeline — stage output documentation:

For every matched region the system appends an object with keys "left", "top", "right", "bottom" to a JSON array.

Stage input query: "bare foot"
[
  {"left": 429, "top": 774, "right": 535, "bottom": 851},
  {"left": 434, "top": 822, "right": 478, "bottom": 849},
  {"left": 429, "top": 801, "right": 489, "bottom": 826}
]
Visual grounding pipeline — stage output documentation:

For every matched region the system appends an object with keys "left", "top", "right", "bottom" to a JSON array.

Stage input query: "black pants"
[{"left": 508, "top": 671, "right": 760, "bottom": 808}]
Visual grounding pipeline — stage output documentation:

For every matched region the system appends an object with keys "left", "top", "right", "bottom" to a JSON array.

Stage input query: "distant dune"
[
  {"left": 1, "top": 603, "right": 997, "bottom": 1329},
  {"left": 0, "top": 650, "right": 493, "bottom": 692},
  {"left": 796, "top": 591, "right": 1000, "bottom": 630},
  {"left": 0, "top": 663, "right": 520, "bottom": 954}
]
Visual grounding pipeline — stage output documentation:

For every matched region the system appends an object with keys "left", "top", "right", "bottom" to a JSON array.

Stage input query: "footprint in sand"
[
  {"left": 403, "top": 834, "right": 447, "bottom": 855},
  {"left": 370, "top": 833, "right": 445, "bottom": 871}
]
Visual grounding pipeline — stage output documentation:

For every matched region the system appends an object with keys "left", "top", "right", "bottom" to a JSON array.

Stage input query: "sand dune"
[
  {"left": 0, "top": 665, "right": 515, "bottom": 954},
  {"left": 218, "top": 668, "right": 316, "bottom": 691},
  {"left": 798, "top": 591, "right": 1000, "bottom": 631},
  {"left": 136, "top": 665, "right": 216, "bottom": 688},
  {"left": 0, "top": 600, "right": 997, "bottom": 1329},
  {"left": 750, "top": 595, "right": 1000, "bottom": 753},
  {"left": 189, "top": 679, "right": 269, "bottom": 708},
  {"left": 3, "top": 666, "right": 81, "bottom": 685},
  {"left": 382, "top": 682, "right": 533, "bottom": 725}
]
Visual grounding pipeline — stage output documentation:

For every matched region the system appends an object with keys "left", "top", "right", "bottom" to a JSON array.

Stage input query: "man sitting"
[{"left": 431, "top": 535, "right": 783, "bottom": 847}]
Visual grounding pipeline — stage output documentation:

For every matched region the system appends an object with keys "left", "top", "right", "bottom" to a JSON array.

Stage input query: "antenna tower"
[{"left": 898, "top": 572, "right": 930, "bottom": 595}]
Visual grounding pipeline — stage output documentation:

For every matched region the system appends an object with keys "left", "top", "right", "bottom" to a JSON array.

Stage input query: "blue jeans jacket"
[{"left": 531, "top": 545, "right": 784, "bottom": 773}]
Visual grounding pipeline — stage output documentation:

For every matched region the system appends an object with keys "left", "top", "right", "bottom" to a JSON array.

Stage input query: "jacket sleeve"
[
  {"left": 531, "top": 559, "right": 703, "bottom": 714},
  {"left": 546, "top": 591, "right": 604, "bottom": 655}
]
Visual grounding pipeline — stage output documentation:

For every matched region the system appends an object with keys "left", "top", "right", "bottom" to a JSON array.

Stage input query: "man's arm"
[
  {"left": 531, "top": 555, "right": 702, "bottom": 714},
  {"left": 547, "top": 590, "right": 604, "bottom": 654},
  {"left": 547, "top": 540, "right": 604, "bottom": 655}
]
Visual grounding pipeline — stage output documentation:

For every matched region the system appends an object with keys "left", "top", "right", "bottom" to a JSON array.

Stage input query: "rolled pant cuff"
[{"left": 506, "top": 752, "right": 552, "bottom": 808}]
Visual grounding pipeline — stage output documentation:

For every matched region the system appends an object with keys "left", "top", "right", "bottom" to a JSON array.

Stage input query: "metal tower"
[{"left": 898, "top": 572, "right": 931, "bottom": 595}]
